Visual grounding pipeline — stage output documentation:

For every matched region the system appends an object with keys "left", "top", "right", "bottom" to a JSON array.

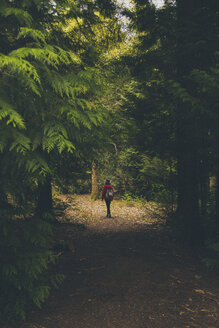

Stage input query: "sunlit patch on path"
[{"left": 56, "top": 194, "right": 165, "bottom": 232}]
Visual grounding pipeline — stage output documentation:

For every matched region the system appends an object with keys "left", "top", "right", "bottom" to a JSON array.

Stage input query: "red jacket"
[{"left": 102, "top": 184, "right": 114, "bottom": 200}]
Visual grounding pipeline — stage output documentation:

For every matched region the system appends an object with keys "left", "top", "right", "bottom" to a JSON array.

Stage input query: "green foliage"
[
  {"left": 0, "top": 0, "right": 114, "bottom": 323},
  {"left": 0, "top": 211, "right": 64, "bottom": 321},
  {"left": 0, "top": 100, "right": 25, "bottom": 130},
  {"left": 42, "top": 122, "right": 75, "bottom": 154},
  {"left": 17, "top": 27, "right": 46, "bottom": 44},
  {"left": 0, "top": 0, "right": 106, "bottom": 189},
  {"left": 0, "top": 53, "right": 41, "bottom": 94},
  {"left": 9, "top": 131, "right": 31, "bottom": 153},
  {"left": 116, "top": 0, "right": 219, "bottom": 247},
  {"left": 121, "top": 192, "right": 143, "bottom": 203},
  {"left": 96, "top": 143, "right": 176, "bottom": 207},
  {"left": 0, "top": 7, "right": 33, "bottom": 26}
]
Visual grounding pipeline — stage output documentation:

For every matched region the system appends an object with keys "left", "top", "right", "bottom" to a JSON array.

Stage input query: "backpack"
[{"left": 105, "top": 187, "right": 114, "bottom": 200}]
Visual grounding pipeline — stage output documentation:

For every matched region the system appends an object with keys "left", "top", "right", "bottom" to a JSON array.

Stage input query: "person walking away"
[{"left": 102, "top": 179, "right": 114, "bottom": 218}]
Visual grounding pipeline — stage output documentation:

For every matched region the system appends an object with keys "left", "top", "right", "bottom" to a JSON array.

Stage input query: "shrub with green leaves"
[{"left": 0, "top": 211, "right": 64, "bottom": 322}]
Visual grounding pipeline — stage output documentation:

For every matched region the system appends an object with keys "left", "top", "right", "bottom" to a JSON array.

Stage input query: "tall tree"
[
  {"left": 175, "top": 0, "right": 219, "bottom": 246},
  {"left": 0, "top": 0, "right": 119, "bottom": 321},
  {"left": 121, "top": 0, "right": 218, "bottom": 245}
]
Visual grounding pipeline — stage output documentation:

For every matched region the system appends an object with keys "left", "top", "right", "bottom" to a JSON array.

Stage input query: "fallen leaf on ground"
[
  {"left": 194, "top": 289, "right": 205, "bottom": 294},
  {"left": 200, "top": 309, "right": 211, "bottom": 312},
  {"left": 183, "top": 306, "right": 195, "bottom": 313},
  {"left": 194, "top": 275, "right": 201, "bottom": 279}
]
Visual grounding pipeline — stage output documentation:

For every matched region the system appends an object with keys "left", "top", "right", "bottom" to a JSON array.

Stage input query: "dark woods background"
[{"left": 0, "top": 0, "right": 218, "bottom": 323}]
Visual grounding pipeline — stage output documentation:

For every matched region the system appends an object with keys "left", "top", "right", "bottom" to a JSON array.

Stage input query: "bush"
[
  {"left": 0, "top": 210, "right": 64, "bottom": 323},
  {"left": 121, "top": 192, "right": 144, "bottom": 203}
]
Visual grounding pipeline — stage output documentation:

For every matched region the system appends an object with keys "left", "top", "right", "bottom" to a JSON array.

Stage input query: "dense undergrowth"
[{"left": 0, "top": 209, "right": 64, "bottom": 324}]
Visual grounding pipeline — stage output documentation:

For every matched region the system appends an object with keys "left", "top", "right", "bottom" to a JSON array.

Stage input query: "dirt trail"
[{"left": 17, "top": 195, "right": 219, "bottom": 328}]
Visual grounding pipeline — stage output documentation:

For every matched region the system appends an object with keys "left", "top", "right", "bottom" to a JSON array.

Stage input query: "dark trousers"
[{"left": 105, "top": 199, "right": 111, "bottom": 216}]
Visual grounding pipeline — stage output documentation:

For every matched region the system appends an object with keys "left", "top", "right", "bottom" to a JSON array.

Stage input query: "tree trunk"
[
  {"left": 199, "top": 153, "right": 209, "bottom": 218},
  {"left": 175, "top": 0, "right": 204, "bottom": 247},
  {"left": 176, "top": 116, "right": 203, "bottom": 247},
  {"left": 36, "top": 175, "right": 53, "bottom": 216},
  {"left": 91, "top": 161, "right": 99, "bottom": 200},
  {"left": 216, "top": 158, "right": 219, "bottom": 231},
  {"left": 200, "top": 165, "right": 209, "bottom": 218}
]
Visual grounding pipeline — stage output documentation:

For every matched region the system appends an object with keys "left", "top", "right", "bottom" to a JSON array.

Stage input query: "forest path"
[{"left": 19, "top": 195, "right": 219, "bottom": 328}]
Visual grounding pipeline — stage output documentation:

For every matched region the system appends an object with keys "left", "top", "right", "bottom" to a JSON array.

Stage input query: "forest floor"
[{"left": 15, "top": 194, "right": 219, "bottom": 328}]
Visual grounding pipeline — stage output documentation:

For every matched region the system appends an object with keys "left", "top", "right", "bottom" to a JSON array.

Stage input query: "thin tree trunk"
[
  {"left": 200, "top": 171, "right": 209, "bottom": 217},
  {"left": 199, "top": 159, "right": 209, "bottom": 218},
  {"left": 199, "top": 116, "right": 210, "bottom": 218},
  {"left": 216, "top": 158, "right": 219, "bottom": 231},
  {"left": 91, "top": 161, "right": 99, "bottom": 200}
]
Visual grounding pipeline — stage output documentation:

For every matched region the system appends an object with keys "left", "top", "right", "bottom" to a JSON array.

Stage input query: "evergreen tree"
[
  {"left": 175, "top": 0, "right": 219, "bottom": 246},
  {"left": 121, "top": 0, "right": 219, "bottom": 246}
]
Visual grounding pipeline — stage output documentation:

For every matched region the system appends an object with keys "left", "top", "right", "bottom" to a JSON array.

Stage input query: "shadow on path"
[{"left": 16, "top": 195, "right": 219, "bottom": 328}]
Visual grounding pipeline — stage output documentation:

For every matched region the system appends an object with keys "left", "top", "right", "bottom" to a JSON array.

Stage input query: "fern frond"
[
  {"left": 0, "top": 7, "right": 32, "bottom": 26},
  {"left": 17, "top": 153, "right": 52, "bottom": 176},
  {"left": 59, "top": 105, "right": 81, "bottom": 128},
  {"left": 44, "top": 45, "right": 80, "bottom": 67},
  {"left": 68, "top": 50, "right": 81, "bottom": 64},
  {"left": 42, "top": 122, "right": 75, "bottom": 153},
  {"left": 81, "top": 114, "right": 93, "bottom": 129},
  {"left": 0, "top": 99, "right": 25, "bottom": 129},
  {"left": 32, "top": 285, "right": 50, "bottom": 307},
  {"left": 14, "top": 152, "right": 51, "bottom": 177},
  {"left": 42, "top": 134, "right": 75, "bottom": 153},
  {"left": 43, "top": 123, "right": 66, "bottom": 139},
  {"left": 9, "top": 131, "right": 31, "bottom": 153},
  {"left": 0, "top": 54, "right": 40, "bottom": 94},
  {"left": 48, "top": 72, "right": 88, "bottom": 98},
  {"left": 167, "top": 80, "right": 198, "bottom": 105},
  {"left": 9, "top": 48, "right": 60, "bottom": 69},
  {"left": 54, "top": 46, "right": 81, "bottom": 65},
  {"left": 17, "top": 27, "right": 46, "bottom": 45},
  {"left": 86, "top": 110, "right": 100, "bottom": 126},
  {"left": 9, "top": 46, "right": 80, "bottom": 70},
  {"left": 77, "top": 98, "right": 92, "bottom": 110}
]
